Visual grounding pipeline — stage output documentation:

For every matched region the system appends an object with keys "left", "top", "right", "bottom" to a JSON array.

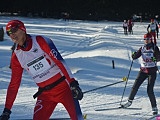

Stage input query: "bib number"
[
  {"left": 33, "top": 62, "right": 44, "bottom": 71},
  {"left": 27, "top": 55, "right": 50, "bottom": 75}
]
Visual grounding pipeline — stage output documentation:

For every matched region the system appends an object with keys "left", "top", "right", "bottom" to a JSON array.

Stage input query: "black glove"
[
  {"left": 70, "top": 80, "right": 83, "bottom": 100},
  {"left": 132, "top": 52, "right": 136, "bottom": 59},
  {"left": 0, "top": 108, "right": 11, "bottom": 120}
]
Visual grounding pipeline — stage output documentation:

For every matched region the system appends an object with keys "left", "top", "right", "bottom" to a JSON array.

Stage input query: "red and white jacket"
[{"left": 5, "top": 34, "right": 75, "bottom": 110}]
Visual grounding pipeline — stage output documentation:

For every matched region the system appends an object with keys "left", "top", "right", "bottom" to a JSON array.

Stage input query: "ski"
[
  {"left": 95, "top": 106, "right": 142, "bottom": 111},
  {"left": 145, "top": 114, "right": 160, "bottom": 120}
]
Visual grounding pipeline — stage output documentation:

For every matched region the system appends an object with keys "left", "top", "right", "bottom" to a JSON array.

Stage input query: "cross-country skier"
[
  {"left": 121, "top": 33, "right": 160, "bottom": 115},
  {"left": 123, "top": 20, "right": 128, "bottom": 35},
  {"left": 0, "top": 20, "right": 83, "bottom": 120},
  {"left": 154, "top": 15, "right": 160, "bottom": 38},
  {"left": 127, "top": 19, "right": 134, "bottom": 34},
  {"left": 147, "top": 19, "right": 159, "bottom": 44}
]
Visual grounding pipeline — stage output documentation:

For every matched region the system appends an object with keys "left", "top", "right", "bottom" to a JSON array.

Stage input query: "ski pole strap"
[{"left": 33, "top": 76, "right": 66, "bottom": 99}]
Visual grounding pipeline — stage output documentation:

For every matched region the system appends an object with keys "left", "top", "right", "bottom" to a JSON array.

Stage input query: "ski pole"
[
  {"left": 83, "top": 78, "right": 127, "bottom": 94},
  {"left": 120, "top": 60, "right": 133, "bottom": 105}
]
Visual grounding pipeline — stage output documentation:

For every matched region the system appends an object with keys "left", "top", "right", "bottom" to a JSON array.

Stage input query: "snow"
[{"left": 0, "top": 16, "right": 160, "bottom": 120}]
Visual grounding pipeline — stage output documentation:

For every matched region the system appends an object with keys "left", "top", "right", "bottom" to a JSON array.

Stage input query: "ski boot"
[
  {"left": 152, "top": 107, "right": 158, "bottom": 115},
  {"left": 121, "top": 100, "right": 132, "bottom": 108}
]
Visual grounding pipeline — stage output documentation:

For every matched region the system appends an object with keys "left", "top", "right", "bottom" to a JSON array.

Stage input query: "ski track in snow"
[{"left": 0, "top": 17, "right": 160, "bottom": 120}]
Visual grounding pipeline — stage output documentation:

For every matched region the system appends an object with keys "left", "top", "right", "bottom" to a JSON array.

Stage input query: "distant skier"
[
  {"left": 123, "top": 20, "right": 128, "bottom": 35},
  {"left": 0, "top": 20, "right": 83, "bottom": 120},
  {"left": 127, "top": 19, "right": 134, "bottom": 34},
  {"left": 0, "top": 26, "right": 4, "bottom": 41},
  {"left": 121, "top": 33, "right": 160, "bottom": 115},
  {"left": 147, "top": 19, "right": 159, "bottom": 44},
  {"left": 154, "top": 15, "right": 160, "bottom": 38}
]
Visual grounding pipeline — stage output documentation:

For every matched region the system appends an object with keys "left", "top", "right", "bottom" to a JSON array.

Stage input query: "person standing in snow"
[
  {"left": 0, "top": 20, "right": 83, "bottom": 120},
  {"left": 123, "top": 20, "right": 128, "bottom": 35},
  {"left": 121, "top": 33, "right": 160, "bottom": 115},
  {"left": 127, "top": 19, "right": 134, "bottom": 34},
  {"left": 147, "top": 19, "right": 159, "bottom": 44},
  {"left": 154, "top": 16, "right": 160, "bottom": 38}
]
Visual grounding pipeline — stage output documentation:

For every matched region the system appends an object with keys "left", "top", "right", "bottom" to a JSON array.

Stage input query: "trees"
[{"left": 0, "top": 0, "right": 159, "bottom": 21}]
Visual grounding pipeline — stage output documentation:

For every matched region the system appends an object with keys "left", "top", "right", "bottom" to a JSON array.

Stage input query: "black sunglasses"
[
  {"left": 144, "top": 38, "right": 151, "bottom": 40},
  {"left": 6, "top": 25, "right": 19, "bottom": 36}
]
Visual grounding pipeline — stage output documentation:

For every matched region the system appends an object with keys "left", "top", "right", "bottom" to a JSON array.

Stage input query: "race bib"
[{"left": 27, "top": 55, "right": 50, "bottom": 76}]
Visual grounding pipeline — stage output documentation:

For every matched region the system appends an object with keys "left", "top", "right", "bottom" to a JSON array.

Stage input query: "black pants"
[
  {"left": 128, "top": 26, "right": 133, "bottom": 34},
  {"left": 129, "top": 71, "right": 157, "bottom": 108},
  {"left": 123, "top": 27, "right": 128, "bottom": 35}
]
